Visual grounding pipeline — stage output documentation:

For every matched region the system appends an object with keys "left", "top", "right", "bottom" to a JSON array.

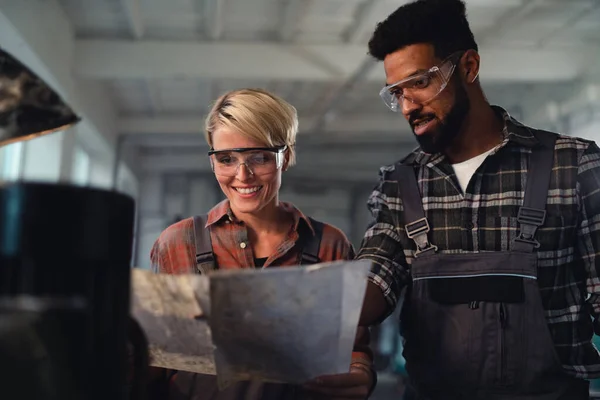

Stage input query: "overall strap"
[
  {"left": 513, "top": 130, "right": 557, "bottom": 253},
  {"left": 300, "top": 217, "right": 324, "bottom": 265},
  {"left": 192, "top": 215, "right": 216, "bottom": 274},
  {"left": 391, "top": 164, "right": 437, "bottom": 257}
]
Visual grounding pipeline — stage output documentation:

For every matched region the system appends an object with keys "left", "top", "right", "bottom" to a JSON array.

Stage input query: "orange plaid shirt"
[
  {"left": 151, "top": 199, "right": 357, "bottom": 272},
  {"left": 150, "top": 199, "right": 372, "bottom": 367}
]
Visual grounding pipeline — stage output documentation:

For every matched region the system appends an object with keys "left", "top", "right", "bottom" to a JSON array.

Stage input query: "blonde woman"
[{"left": 149, "top": 88, "right": 374, "bottom": 400}]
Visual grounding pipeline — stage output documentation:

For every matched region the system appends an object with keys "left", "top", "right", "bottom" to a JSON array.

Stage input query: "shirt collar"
[
  {"left": 401, "top": 105, "right": 539, "bottom": 166},
  {"left": 205, "top": 199, "right": 316, "bottom": 236}
]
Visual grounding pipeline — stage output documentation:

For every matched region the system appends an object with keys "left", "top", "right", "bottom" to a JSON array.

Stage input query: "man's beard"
[{"left": 410, "top": 83, "right": 470, "bottom": 155}]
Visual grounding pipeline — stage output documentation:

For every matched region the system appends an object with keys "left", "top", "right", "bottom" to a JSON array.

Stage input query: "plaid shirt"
[
  {"left": 357, "top": 106, "right": 600, "bottom": 379},
  {"left": 151, "top": 199, "right": 372, "bottom": 367},
  {"left": 151, "top": 200, "right": 355, "bottom": 272}
]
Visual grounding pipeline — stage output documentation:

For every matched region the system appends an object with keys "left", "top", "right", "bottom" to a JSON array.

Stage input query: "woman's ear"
[
  {"left": 282, "top": 148, "right": 291, "bottom": 172},
  {"left": 282, "top": 156, "right": 289, "bottom": 172}
]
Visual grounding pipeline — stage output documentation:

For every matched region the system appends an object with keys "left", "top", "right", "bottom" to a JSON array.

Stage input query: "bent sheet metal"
[
  {"left": 131, "top": 269, "right": 215, "bottom": 375},
  {"left": 130, "top": 259, "right": 371, "bottom": 387}
]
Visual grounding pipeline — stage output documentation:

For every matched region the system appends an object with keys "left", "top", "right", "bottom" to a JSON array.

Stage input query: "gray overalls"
[{"left": 393, "top": 131, "right": 589, "bottom": 399}]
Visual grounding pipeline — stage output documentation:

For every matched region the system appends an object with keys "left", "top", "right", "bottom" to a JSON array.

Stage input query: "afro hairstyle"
[{"left": 368, "top": 0, "right": 478, "bottom": 61}]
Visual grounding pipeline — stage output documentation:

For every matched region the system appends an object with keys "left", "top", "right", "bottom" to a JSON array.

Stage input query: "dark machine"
[{"left": 0, "top": 47, "right": 148, "bottom": 399}]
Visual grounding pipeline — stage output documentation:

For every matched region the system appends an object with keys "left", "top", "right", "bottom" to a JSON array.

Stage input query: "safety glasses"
[
  {"left": 379, "top": 51, "right": 464, "bottom": 112},
  {"left": 208, "top": 146, "right": 287, "bottom": 177}
]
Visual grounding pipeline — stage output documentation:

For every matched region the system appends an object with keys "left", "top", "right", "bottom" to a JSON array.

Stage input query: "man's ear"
[{"left": 462, "top": 49, "right": 480, "bottom": 84}]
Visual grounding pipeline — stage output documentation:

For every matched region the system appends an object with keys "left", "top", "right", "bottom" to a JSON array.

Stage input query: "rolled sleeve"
[
  {"left": 149, "top": 218, "right": 196, "bottom": 275},
  {"left": 356, "top": 166, "right": 410, "bottom": 319}
]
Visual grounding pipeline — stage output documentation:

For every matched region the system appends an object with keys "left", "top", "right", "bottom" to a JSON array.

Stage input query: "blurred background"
[{"left": 1, "top": 0, "right": 599, "bottom": 397}]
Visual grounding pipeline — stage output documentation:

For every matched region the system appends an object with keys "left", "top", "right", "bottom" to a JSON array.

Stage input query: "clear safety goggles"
[
  {"left": 208, "top": 146, "right": 287, "bottom": 177},
  {"left": 379, "top": 52, "right": 464, "bottom": 112}
]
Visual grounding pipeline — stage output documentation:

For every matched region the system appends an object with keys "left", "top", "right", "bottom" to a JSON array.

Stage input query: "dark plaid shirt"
[{"left": 357, "top": 106, "right": 600, "bottom": 379}]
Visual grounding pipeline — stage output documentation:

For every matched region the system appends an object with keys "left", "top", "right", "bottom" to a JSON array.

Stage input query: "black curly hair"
[{"left": 368, "top": 0, "right": 478, "bottom": 61}]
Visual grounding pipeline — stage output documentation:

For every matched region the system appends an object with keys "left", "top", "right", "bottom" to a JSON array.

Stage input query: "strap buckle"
[
  {"left": 515, "top": 207, "right": 546, "bottom": 248},
  {"left": 196, "top": 252, "right": 215, "bottom": 274},
  {"left": 405, "top": 217, "right": 438, "bottom": 257},
  {"left": 517, "top": 207, "right": 546, "bottom": 226}
]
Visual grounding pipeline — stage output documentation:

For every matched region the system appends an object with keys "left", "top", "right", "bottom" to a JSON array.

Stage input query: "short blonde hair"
[{"left": 204, "top": 88, "right": 298, "bottom": 166}]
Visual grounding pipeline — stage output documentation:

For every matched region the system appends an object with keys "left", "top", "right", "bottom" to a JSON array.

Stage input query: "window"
[
  {"left": 21, "top": 131, "right": 63, "bottom": 182},
  {"left": 88, "top": 156, "right": 113, "bottom": 189},
  {"left": 0, "top": 141, "right": 24, "bottom": 181},
  {"left": 71, "top": 146, "right": 91, "bottom": 186},
  {"left": 116, "top": 162, "right": 139, "bottom": 199}
]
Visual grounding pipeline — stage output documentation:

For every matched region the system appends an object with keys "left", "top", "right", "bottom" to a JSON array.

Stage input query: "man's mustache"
[{"left": 409, "top": 113, "right": 436, "bottom": 127}]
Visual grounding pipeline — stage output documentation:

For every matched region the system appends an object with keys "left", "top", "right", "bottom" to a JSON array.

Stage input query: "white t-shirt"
[{"left": 452, "top": 147, "right": 496, "bottom": 193}]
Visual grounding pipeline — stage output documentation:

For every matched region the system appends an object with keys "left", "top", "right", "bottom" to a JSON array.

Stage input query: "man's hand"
[{"left": 302, "top": 364, "right": 374, "bottom": 399}]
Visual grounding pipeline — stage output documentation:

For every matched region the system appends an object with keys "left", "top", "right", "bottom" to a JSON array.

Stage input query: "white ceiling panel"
[
  {"left": 558, "top": 5, "right": 600, "bottom": 44},
  {"left": 300, "top": 0, "right": 357, "bottom": 38},
  {"left": 154, "top": 78, "right": 214, "bottom": 113},
  {"left": 140, "top": 0, "right": 204, "bottom": 39},
  {"left": 108, "top": 79, "right": 152, "bottom": 114},
  {"left": 141, "top": 0, "right": 201, "bottom": 15},
  {"left": 526, "top": 0, "right": 595, "bottom": 25},
  {"left": 59, "top": 0, "right": 130, "bottom": 38},
  {"left": 222, "top": 0, "right": 281, "bottom": 40}
]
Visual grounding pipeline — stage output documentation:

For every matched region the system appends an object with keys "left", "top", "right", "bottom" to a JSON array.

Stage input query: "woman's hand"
[{"left": 302, "top": 363, "right": 375, "bottom": 399}]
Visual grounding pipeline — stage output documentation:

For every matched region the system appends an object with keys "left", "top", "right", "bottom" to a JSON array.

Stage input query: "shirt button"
[
  {"left": 464, "top": 222, "right": 475, "bottom": 230},
  {"left": 240, "top": 242, "right": 247, "bottom": 249}
]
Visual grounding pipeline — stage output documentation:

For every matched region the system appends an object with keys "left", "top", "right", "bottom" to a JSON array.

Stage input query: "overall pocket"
[{"left": 403, "top": 252, "right": 556, "bottom": 392}]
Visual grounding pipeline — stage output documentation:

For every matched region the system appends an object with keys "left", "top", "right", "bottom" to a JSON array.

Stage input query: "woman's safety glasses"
[
  {"left": 208, "top": 146, "right": 287, "bottom": 177},
  {"left": 379, "top": 51, "right": 464, "bottom": 112}
]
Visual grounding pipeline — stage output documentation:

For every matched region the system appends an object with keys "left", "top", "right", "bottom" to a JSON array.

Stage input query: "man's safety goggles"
[{"left": 379, "top": 51, "right": 464, "bottom": 112}]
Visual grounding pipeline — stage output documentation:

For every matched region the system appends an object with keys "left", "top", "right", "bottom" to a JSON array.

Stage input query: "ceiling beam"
[
  {"left": 74, "top": 39, "right": 595, "bottom": 83},
  {"left": 121, "top": 0, "right": 145, "bottom": 39},
  {"left": 117, "top": 113, "right": 411, "bottom": 136}
]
